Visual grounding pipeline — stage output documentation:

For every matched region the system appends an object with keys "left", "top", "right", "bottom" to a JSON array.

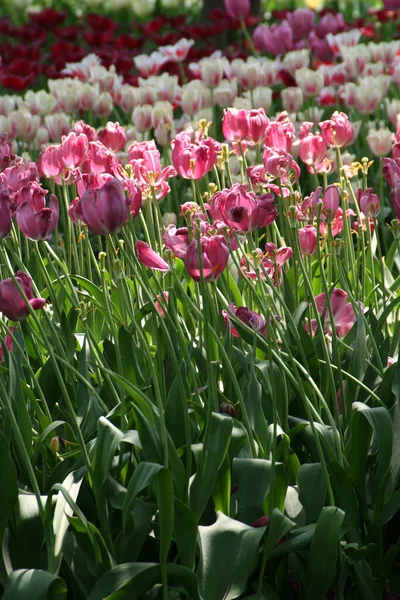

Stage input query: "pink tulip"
[
  {"left": 80, "top": 178, "right": 129, "bottom": 235},
  {"left": 322, "top": 185, "right": 341, "bottom": 217},
  {"left": 72, "top": 120, "right": 96, "bottom": 142},
  {"left": 240, "top": 243, "right": 292, "bottom": 285},
  {"left": 299, "top": 134, "right": 326, "bottom": 168},
  {"left": 319, "top": 112, "right": 353, "bottom": 148},
  {"left": 358, "top": 188, "right": 380, "bottom": 217},
  {"left": 298, "top": 225, "right": 318, "bottom": 256},
  {"left": 312, "top": 288, "right": 360, "bottom": 338},
  {"left": 160, "top": 39, "right": 194, "bottom": 63},
  {"left": 382, "top": 156, "right": 400, "bottom": 188},
  {"left": 37, "top": 145, "right": 63, "bottom": 179},
  {"left": 209, "top": 184, "right": 278, "bottom": 233},
  {"left": 97, "top": 122, "right": 126, "bottom": 152},
  {"left": 0, "top": 327, "right": 13, "bottom": 363},
  {"left": 124, "top": 180, "right": 142, "bottom": 219},
  {"left": 0, "top": 136, "right": 17, "bottom": 172},
  {"left": 0, "top": 271, "right": 46, "bottom": 321},
  {"left": 3, "top": 162, "right": 39, "bottom": 193},
  {"left": 59, "top": 132, "right": 89, "bottom": 170},
  {"left": 224, "top": 0, "right": 250, "bottom": 19},
  {"left": 172, "top": 131, "right": 219, "bottom": 180},
  {"left": 0, "top": 194, "right": 12, "bottom": 239},
  {"left": 185, "top": 235, "right": 229, "bottom": 282},
  {"left": 253, "top": 21, "right": 294, "bottom": 56},
  {"left": 135, "top": 241, "right": 169, "bottom": 271},
  {"left": 133, "top": 149, "right": 176, "bottom": 201},
  {"left": 264, "top": 119, "right": 295, "bottom": 152},
  {"left": 163, "top": 225, "right": 191, "bottom": 258},
  {"left": 15, "top": 183, "right": 59, "bottom": 241},
  {"left": 222, "top": 108, "right": 249, "bottom": 143},
  {"left": 390, "top": 185, "right": 400, "bottom": 219},
  {"left": 263, "top": 147, "right": 300, "bottom": 183},
  {"left": 83, "top": 141, "right": 114, "bottom": 174},
  {"left": 222, "top": 304, "right": 266, "bottom": 338},
  {"left": 247, "top": 109, "right": 269, "bottom": 145},
  {"left": 287, "top": 8, "right": 314, "bottom": 42}
]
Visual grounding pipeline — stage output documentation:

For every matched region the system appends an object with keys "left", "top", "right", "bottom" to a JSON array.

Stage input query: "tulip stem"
[{"left": 239, "top": 18, "right": 259, "bottom": 57}]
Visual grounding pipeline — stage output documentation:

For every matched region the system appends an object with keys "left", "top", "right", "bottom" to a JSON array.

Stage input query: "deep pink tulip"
[
  {"left": 247, "top": 109, "right": 269, "bottom": 145},
  {"left": 313, "top": 288, "right": 360, "bottom": 338},
  {"left": 382, "top": 0, "right": 400, "bottom": 8},
  {"left": 128, "top": 140, "right": 158, "bottom": 161},
  {"left": 74, "top": 172, "right": 114, "bottom": 199},
  {"left": 222, "top": 108, "right": 249, "bottom": 143},
  {"left": 253, "top": 21, "right": 294, "bottom": 56},
  {"left": 322, "top": 185, "right": 341, "bottom": 217},
  {"left": 298, "top": 225, "right": 318, "bottom": 256},
  {"left": 59, "top": 132, "right": 89, "bottom": 170},
  {"left": 15, "top": 188, "right": 59, "bottom": 241},
  {"left": 319, "top": 112, "right": 353, "bottom": 148},
  {"left": 264, "top": 120, "right": 294, "bottom": 153},
  {"left": 390, "top": 185, "right": 400, "bottom": 219},
  {"left": 358, "top": 188, "right": 380, "bottom": 217},
  {"left": 172, "top": 131, "right": 219, "bottom": 180},
  {"left": 185, "top": 235, "right": 229, "bottom": 282},
  {"left": 263, "top": 147, "right": 300, "bottom": 183},
  {"left": 299, "top": 134, "right": 326, "bottom": 168},
  {"left": 97, "top": 122, "right": 126, "bottom": 153},
  {"left": 0, "top": 327, "right": 13, "bottom": 363},
  {"left": 287, "top": 8, "right": 314, "bottom": 42},
  {"left": 209, "top": 184, "right": 277, "bottom": 233},
  {"left": 382, "top": 157, "right": 400, "bottom": 188},
  {"left": 37, "top": 145, "right": 63, "bottom": 179},
  {"left": 83, "top": 141, "right": 114, "bottom": 174},
  {"left": 72, "top": 120, "right": 96, "bottom": 142},
  {"left": 3, "top": 162, "right": 39, "bottom": 193},
  {"left": 133, "top": 149, "right": 176, "bottom": 201},
  {"left": 0, "top": 136, "right": 18, "bottom": 172},
  {"left": 0, "top": 194, "right": 12, "bottom": 239},
  {"left": 308, "top": 31, "right": 334, "bottom": 63},
  {"left": 240, "top": 243, "right": 292, "bottom": 286},
  {"left": 124, "top": 180, "right": 142, "bottom": 218},
  {"left": 222, "top": 304, "right": 267, "bottom": 338},
  {"left": 163, "top": 224, "right": 191, "bottom": 258},
  {"left": 224, "top": 0, "right": 250, "bottom": 19},
  {"left": 135, "top": 241, "right": 169, "bottom": 271},
  {"left": 316, "top": 13, "right": 346, "bottom": 37},
  {"left": 80, "top": 178, "right": 130, "bottom": 235},
  {"left": 0, "top": 271, "right": 46, "bottom": 321}
]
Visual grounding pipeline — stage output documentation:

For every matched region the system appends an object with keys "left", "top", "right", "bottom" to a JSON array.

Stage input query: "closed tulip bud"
[
  {"left": 298, "top": 225, "right": 318, "bottom": 255},
  {"left": 94, "top": 92, "right": 113, "bottom": 118},
  {"left": 319, "top": 111, "right": 353, "bottom": 148},
  {"left": 38, "top": 145, "right": 63, "bottom": 179},
  {"left": 0, "top": 271, "right": 46, "bottom": 321},
  {"left": 80, "top": 179, "right": 129, "bottom": 235},
  {"left": 59, "top": 132, "right": 89, "bottom": 170},
  {"left": 97, "top": 122, "right": 126, "bottom": 152},
  {"left": 132, "top": 104, "right": 153, "bottom": 132},
  {"left": 224, "top": 0, "right": 250, "bottom": 19},
  {"left": 222, "top": 107, "right": 249, "bottom": 143},
  {"left": 185, "top": 235, "right": 229, "bottom": 282},
  {"left": 367, "top": 127, "right": 393, "bottom": 157},
  {"left": 281, "top": 87, "right": 303, "bottom": 114},
  {"left": 322, "top": 185, "right": 341, "bottom": 216},
  {"left": 299, "top": 134, "right": 326, "bottom": 167}
]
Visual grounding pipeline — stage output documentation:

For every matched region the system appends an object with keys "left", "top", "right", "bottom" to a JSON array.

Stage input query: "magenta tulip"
[
  {"left": 0, "top": 271, "right": 46, "bottom": 321},
  {"left": 135, "top": 241, "right": 169, "bottom": 271},
  {"left": 298, "top": 225, "right": 318, "bottom": 256},
  {"left": 224, "top": 0, "right": 250, "bottom": 19},
  {"left": 313, "top": 288, "right": 361, "bottom": 338},
  {"left": 222, "top": 304, "right": 266, "bottom": 338},
  {"left": 163, "top": 225, "right": 191, "bottom": 259},
  {"left": 319, "top": 112, "right": 353, "bottom": 148},
  {"left": 97, "top": 122, "right": 126, "bottom": 153},
  {"left": 358, "top": 188, "right": 380, "bottom": 217},
  {"left": 15, "top": 190, "right": 59, "bottom": 241},
  {"left": 80, "top": 178, "right": 130, "bottom": 235},
  {"left": 37, "top": 145, "right": 63, "bottom": 179},
  {"left": 172, "top": 131, "right": 219, "bottom": 180},
  {"left": 185, "top": 235, "right": 229, "bottom": 282}
]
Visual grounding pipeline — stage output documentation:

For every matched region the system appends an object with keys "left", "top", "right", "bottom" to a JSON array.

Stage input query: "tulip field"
[{"left": 1, "top": 0, "right": 400, "bottom": 598}]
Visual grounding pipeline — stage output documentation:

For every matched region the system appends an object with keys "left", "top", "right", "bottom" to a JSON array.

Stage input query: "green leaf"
[
  {"left": 93, "top": 417, "right": 124, "bottom": 493},
  {"left": 262, "top": 508, "right": 295, "bottom": 558},
  {"left": 3, "top": 569, "right": 66, "bottom": 600},
  {"left": 197, "top": 512, "right": 265, "bottom": 600},
  {"left": 232, "top": 458, "right": 272, "bottom": 525},
  {"left": 87, "top": 563, "right": 201, "bottom": 600},
  {"left": 297, "top": 463, "right": 326, "bottom": 524},
  {"left": 0, "top": 431, "right": 18, "bottom": 583},
  {"left": 306, "top": 507, "right": 345, "bottom": 600},
  {"left": 329, "top": 461, "right": 360, "bottom": 542},
  {"left": 345, "top": 312, "right": 367, "bottom": 404},
  {"left": 174, "top": 500, "right": 198, "bottom": 570},
  {"left": 52, "top": 469, "right": 85, "bottom": 569},
  {"left": 190, "top": 413, "right": 233, "bottom": 518},
  {"left": 122, "top": 462, "right": 164, "bottom": 528}
]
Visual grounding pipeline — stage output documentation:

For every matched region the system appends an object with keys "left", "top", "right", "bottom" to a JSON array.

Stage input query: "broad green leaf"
[
  {"left": 307, "top": 507, "right": 345, "bottom": 600},
  {"left": 197, "top": 512, "right": 265, "bottom": 600},
  {"left": 2, "top": 569, "right": 66, "bottom": 600},
  {"left": 0, "top": 431, "right": 18, "bottom": 583},
  {"left": 262, "top": 508, "right": 295, "bottom": 558},
  {"left": 329, "top": 461, "right": 360, "bottom": 542},
  {"left": 174, "top": 500, "right": 197, "bottom": 570},
  {"left": 232, "top": 458, "right": 272, "bottom": 524},
  {"left": 190, "top": 413, "right": 233, "bottom": 518},
  {"left": 93, "top": 417, "right": 124, "bottom": 493},
  {"left": 297, "top": 463, "right": 326, "bottom": 524},
  {"left": 122, "top": 462, "right": 164, "bottom": 528},
  {"left": 87, "top": 563, "right": 201, "bottom": 600}
]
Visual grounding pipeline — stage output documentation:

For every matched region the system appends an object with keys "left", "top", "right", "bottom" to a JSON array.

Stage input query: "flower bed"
[{"left": 1, "top": 1, "right": 400, "bottom": 599}]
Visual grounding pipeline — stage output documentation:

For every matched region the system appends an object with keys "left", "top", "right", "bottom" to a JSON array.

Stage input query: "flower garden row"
[{"left": 1, "top": 2, "right": 400, "bottom": 599}]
